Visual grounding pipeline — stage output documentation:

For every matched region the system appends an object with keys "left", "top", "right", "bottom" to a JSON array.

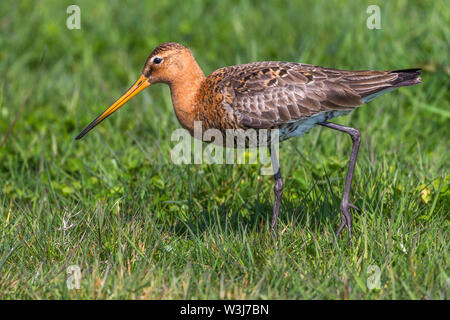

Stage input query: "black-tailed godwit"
[{"left": 76, "top": 42, "right": 421, "bottom": 239}]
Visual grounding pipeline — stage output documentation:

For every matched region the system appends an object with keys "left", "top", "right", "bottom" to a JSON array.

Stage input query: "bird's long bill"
[{"left": 75, "top": 75, "right": 150, "bottom": 140}]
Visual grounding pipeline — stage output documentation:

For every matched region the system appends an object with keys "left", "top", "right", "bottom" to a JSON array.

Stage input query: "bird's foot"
[{"left": 335, "top": 202, "right": 360, "bottom": 243}]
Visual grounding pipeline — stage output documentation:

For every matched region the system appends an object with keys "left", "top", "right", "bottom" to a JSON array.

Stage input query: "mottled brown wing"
[{"left": 216, "top": 62, "right": 398, "bottom": 129}]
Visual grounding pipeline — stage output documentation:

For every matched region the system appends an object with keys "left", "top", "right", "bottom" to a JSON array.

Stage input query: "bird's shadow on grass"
[{"left": 172, "top": 187, "right": 341, "bottom": 239}]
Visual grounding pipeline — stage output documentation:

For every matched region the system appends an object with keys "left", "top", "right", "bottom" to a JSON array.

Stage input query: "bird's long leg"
[
  {"left": 270, "top": 148, "right": 283, "bottom": 238},
  {"left": 319, "top": 121, "right": 361, "bottom": 239}
]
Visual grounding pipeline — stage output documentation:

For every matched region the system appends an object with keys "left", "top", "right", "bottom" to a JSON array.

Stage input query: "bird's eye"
[{"left": 153, "top": 57, "right": 162, "bottom": 64}]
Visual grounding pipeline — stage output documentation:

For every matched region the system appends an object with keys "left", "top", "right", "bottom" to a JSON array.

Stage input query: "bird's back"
[{"left": 196, "top": 61, "right": 421, "bottom": 139}]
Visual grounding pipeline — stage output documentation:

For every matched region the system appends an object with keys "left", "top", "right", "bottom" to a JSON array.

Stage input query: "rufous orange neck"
[{"left": 168, "top": 58, "right": 205, "bottom": 134}]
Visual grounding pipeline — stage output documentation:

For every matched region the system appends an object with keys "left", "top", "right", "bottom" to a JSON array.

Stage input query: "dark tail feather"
[
  {"left": 357, "top": 68, "right": 421, "bottom": 102},
  {"left": 390, "top": 68, "right": 422, "bottom": 87}
]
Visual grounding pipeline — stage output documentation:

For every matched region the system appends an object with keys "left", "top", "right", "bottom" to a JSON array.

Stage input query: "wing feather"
[
  {"left": 202, "top": 62, "right": 419, "bottom": 130},
  {"left": 216, "top": 62, "right": 364, "bottom": 128}
]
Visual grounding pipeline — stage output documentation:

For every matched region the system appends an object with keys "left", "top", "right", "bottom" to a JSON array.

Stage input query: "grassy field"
[{"left": 0, "top": 0, "right": 448, "bottom": 299}]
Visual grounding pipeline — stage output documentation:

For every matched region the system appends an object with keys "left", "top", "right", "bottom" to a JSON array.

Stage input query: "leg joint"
[
  {"left": 274, "top": 172, "right": 283, "bottom": 193},
  {"left": 349, "top": 127, "right": 361, "bottom": 143}
]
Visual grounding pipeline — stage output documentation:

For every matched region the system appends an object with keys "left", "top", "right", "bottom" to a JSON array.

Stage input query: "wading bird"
[{"left": 76, "top": 42, "right": 421, "bottom": 239}]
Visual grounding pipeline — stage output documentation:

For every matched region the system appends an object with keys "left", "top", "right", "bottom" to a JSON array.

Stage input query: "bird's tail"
[
  {"left": 353, "top": 68, "right": 422, "bottom": 103},
  {"left": 390, "top": 68, "right": 422, "bottom": 87}
]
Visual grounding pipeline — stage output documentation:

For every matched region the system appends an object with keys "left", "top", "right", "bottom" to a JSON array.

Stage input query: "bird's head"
[
  {"left": 142, "top": 42, "right": 194, "bottom": 84},
  {"left": 76, "top": 42, "right": 196, "bottom": 140}
]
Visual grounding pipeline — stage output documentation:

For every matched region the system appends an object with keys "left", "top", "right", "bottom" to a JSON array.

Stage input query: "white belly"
[{"left": 279, "top": 110, "right": 351, "bottom": 141}]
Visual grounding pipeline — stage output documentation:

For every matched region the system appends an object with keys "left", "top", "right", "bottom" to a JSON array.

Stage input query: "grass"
[{"left": 0, "top": 0, "right": 449, "bottom": 299}]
